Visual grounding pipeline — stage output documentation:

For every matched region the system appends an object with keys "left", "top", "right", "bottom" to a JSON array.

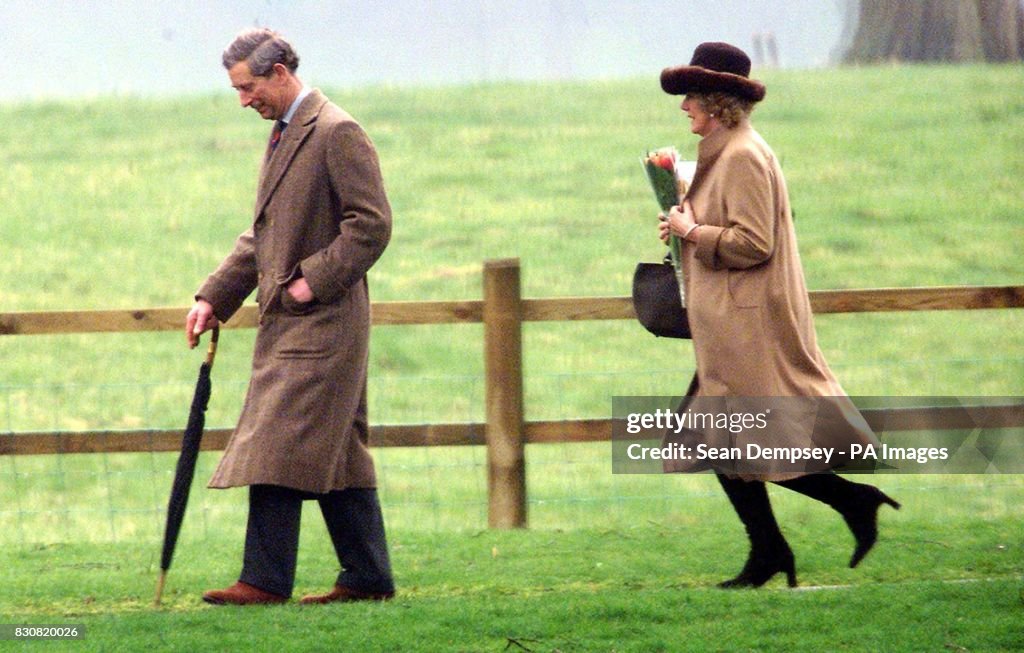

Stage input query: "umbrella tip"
[{"left": 154, "top": 572, "right": 167, "bottom": 607}]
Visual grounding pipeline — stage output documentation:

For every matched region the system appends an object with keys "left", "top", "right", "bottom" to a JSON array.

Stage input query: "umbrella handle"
[{"left": 205, "top": 325, "right": 220, "bottom": 368}]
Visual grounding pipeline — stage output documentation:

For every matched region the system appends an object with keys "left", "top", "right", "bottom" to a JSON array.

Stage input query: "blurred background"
[{"left": 3, "top": 0, "right": 851, "bottom": 101}]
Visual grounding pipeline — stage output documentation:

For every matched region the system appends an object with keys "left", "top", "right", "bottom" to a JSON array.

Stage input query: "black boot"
[
  {"left": 716, "top": 473, "right": 797, "bottom": 588},
  {"left": 776, "top": 472, "right": 900, "bottom": 568}
]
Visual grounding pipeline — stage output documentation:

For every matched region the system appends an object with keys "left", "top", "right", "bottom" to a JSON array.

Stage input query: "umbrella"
[{"left": 154, "top": 326, "right": 219, "bottom": 606}]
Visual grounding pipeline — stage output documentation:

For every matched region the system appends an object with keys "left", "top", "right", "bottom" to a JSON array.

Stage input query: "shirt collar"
[{"left": 281, "top": 86, "right": 312, "bottom": 125}]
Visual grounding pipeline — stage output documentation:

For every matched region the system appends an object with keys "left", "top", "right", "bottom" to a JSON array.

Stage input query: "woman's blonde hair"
[{"left": 690, "top": 92, "right": 755, "bottom": 128}]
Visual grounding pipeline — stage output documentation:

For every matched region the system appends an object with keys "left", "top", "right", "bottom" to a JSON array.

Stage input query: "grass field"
[
  {"left": 0, "top": 64, "right": 1021, "bottom": 431},
  {"left": 1, "top": 472, "right": 1022, "bottom": 651},
  {"left": 0, "top": 65, "right": 1022, "bottom": 651}
]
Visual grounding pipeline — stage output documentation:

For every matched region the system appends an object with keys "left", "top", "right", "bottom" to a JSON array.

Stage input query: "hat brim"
[{"left": 660, "top": 65, "right": 766, "bottom": 102}]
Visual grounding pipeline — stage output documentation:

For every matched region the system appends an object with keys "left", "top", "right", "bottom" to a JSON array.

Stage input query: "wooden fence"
[{"left": 1, "top": 259, "right": 1023, "bottom": 527}]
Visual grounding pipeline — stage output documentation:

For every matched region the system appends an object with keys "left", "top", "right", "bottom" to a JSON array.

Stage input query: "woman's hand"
[
  {"left": 658, "top": 212, "right": 672, "bottom": 243},
  {"left": 659, "top": 200, "right": 699, "bottom": 243}
]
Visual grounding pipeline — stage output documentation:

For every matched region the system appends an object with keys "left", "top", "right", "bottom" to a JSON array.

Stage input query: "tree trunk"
[
  {"left": 842, "top": 0, "right": 1022, "bottom": 63},
  {"left": 977, "top": 0, "right": 1023, "bottom": 60}
]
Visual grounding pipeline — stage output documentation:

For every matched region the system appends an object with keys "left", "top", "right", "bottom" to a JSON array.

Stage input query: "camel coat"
[
  {"left": 197, "top": 89, "right": 391, "bottom": 493},
  {"left": 664, "top": 119, "right": 877, "bottom": 480}
]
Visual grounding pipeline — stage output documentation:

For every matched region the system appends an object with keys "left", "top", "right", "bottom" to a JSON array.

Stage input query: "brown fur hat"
[{"left": 661, "top": 42, "right": 766, "bottom": 102}]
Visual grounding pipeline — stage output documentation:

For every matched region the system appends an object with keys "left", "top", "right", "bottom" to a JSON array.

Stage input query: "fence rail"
[
  {"left": 2, "top": 259, "right": 1023, "bottom": 527},
  {"left": 3, "top": 284, "right": 1022, "bottom": 335}
]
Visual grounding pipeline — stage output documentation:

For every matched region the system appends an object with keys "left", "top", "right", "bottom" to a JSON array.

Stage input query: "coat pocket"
[
  {"left": 276, "top": 340, "right": 332, "bottom": 359},
  {"left": 726, "top": 269, "right": 764, "bottom": 308},
  {"left": 272, "top": 311, "right": 336, "bottom": 360}
]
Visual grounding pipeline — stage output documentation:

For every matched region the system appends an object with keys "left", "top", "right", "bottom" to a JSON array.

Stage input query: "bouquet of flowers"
[{"left": 642, "top": 147, "right": 694, "bottom": 306}]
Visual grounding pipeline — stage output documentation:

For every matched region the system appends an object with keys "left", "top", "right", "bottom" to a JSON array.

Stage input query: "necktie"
[{"left": 268, "top": 120, "right": 287, "bottom": 154}]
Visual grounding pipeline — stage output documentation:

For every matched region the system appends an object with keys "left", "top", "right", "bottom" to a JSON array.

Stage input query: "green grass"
[
  {"left": 0, "top": 66, "right": 1023, "bottom": 651},
  {"left": 1, "top": 472, "right": 1022, "bottom": 651},
  {"left": 2, "top": 445, "right": 1023, "bottom": 650},
  {"left": 0, "top": 65, "right": 1021, "bottom": 433}
]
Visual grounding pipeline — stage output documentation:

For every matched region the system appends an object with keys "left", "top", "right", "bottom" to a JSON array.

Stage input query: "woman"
[{"left": 657, "top": 42, "right": 899, "bottom": 588}]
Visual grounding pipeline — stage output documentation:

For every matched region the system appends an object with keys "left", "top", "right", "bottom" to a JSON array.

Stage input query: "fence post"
[{"left": 483, "top": 258, "right": 527, "bottom": 528}]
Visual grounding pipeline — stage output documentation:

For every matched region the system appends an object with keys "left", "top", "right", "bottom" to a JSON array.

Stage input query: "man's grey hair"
[{"left": 222, "top": 28, "right": 299, "bottom": 76}]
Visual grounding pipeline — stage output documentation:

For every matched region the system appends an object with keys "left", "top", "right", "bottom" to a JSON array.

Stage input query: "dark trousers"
[{"left": 239, "top": 484, "right": 394, "bottom": 598}]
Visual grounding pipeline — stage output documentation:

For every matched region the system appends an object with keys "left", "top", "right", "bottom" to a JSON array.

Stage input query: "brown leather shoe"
[
  {"left": 202, "top": 581, "right": 288, "bottom": 605},
  {"left": 299, "top": 585, "right": 394, "bottom": 605}
]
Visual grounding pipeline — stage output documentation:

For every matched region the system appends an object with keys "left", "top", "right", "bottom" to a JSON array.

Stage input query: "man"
[{"left": 185, "top": 28, "right": 394, "bottom": 605}]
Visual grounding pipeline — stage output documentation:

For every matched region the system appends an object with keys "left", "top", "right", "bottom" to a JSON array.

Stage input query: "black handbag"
[{"left": 631, "top": 258, "right": 692, "bottom": 339}]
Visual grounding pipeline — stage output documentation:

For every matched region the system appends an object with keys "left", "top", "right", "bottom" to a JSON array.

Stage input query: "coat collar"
[
  {"left": 685, "top": 118, "right": 752, "bottom": 200},
  {"left": 256, "top": 89, "right": 329, "bottom": 215}
]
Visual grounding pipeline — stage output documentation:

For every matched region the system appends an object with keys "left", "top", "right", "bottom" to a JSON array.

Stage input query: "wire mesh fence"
[
  {"left": 4, "top": 435, "right": 1023, "bottom": 547},
  {"left": 0, "top": 306, "right": 1022, "bottom": 545}
]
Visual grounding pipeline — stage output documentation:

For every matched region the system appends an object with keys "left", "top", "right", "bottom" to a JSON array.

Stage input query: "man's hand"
[
  {"left": 286, "top": 277, "right": 315, "bottom": 303},
  {"left": 186, "top": 300, "right": 219, "bottom": 349}
]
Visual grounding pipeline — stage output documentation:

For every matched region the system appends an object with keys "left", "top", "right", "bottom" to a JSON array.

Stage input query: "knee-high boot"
[
  {"left": 716, "top": 473, "right": 797, "bottom": 588},
  {"left": 775, "top": 472, "right": 900, "bottom": 568}
]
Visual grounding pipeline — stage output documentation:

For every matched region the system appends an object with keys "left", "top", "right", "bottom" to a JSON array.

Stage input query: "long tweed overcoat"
[
  {"left": 664, "top": 119, "right": 877, "bottom": 480},
  {"left": 197, "top": 89, "right": 391, "bottom": 493}
]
